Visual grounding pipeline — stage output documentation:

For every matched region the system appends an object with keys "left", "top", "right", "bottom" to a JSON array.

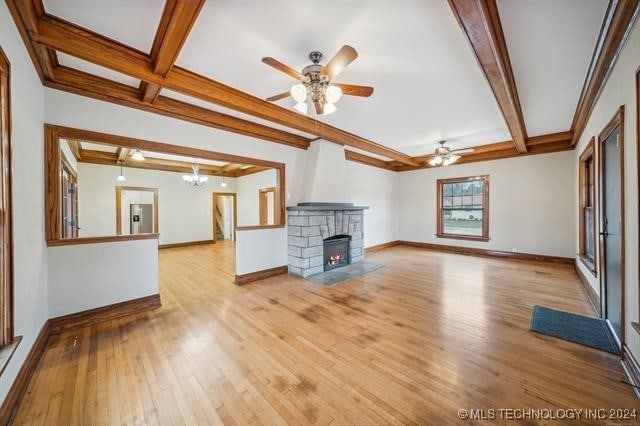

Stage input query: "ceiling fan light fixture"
[
  {"left": 131, "top": 149, "right": 145, "bottom": 161},
  {"left": 290, "top": 84, "right": 307, "bottom": 103},
  {"left": 294, "top": 102, "right": 308, "bottom": 115},
  {"left": 448, "top": 154, "right": 461, "bottom": 164},
  {"left": 322, "top": 103, "right": 338, "bottom": 115},
  {"left": 325, "top": 85, "right": 342, "bottom": 103}
]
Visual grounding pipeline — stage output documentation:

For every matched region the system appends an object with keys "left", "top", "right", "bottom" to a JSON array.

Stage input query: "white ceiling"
[
  {"left": 497, "top": 0, "right": 607, "bottom": 136},
  {"left": 44, "top": 0, "right": 608, "bottom": 157}
]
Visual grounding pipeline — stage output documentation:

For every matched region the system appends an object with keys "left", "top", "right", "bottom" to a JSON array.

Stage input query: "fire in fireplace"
[{"left": 323, "top": 234, "right": 351, "bottom": 271}]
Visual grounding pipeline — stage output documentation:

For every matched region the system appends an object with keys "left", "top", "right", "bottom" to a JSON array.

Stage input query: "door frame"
[
  {"left": 258, "top": 186, "right": 277, "bottom": 225},
  {"left": 596, "top": 105, "right": 625, "bottom": 345},
  {"left": 212, "top": 192, "right": 237, "bottom": 243},
  {"left": 115, "top": 186, "right": 159, "bottom": 234}
]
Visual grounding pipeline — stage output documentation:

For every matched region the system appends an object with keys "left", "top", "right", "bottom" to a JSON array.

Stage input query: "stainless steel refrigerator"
[{"left": 130, "top": 204, "right": 153, "bottom": 234}]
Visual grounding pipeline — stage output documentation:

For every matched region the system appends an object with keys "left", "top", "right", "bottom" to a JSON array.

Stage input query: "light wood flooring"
[{"left": 13, "top": 241, "right": 639, "bottom": 424}]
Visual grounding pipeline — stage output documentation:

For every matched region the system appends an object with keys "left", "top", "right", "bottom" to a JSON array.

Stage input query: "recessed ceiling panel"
[
  {"left": 497, "top": 0, "right": 608, "bottom": 136},
  {"left": 44, "top": 0, "right": 164, "bottom": 53},
  {"left": 58, "top": 53, "right": 140, "bottom": 88},
  {"left": 177, "top": 0, "right": 511, "bottom": 155}
]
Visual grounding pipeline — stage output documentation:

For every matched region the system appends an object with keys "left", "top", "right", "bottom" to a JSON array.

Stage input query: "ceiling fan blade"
[
  {"left": 261, "top": 57, "right": 302, "bottom": 80},
  {"left": 334, "top": 83, "right": 374, "bottom": 97},
  {"left": 266, "top": 91, "right": 291, "bottom": 102},
  {"left": 323, "top": 45, "right": 358, "bottom": 79},
  {"left": 314, "top": 100, "right": 324, "bottom": 115},
  {"left": 451, "top": 148, "right": 475, "bottom": 154}
]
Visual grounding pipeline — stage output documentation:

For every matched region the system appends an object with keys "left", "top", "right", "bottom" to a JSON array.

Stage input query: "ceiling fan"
[
  {"left": 262, "top": 45, "right": 374, "bottom": 116},
  {"left": 427, "top": 141, "right": 474, "bottom": 167}
]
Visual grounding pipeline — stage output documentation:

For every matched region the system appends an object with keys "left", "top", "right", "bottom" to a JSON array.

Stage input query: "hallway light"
[
  {"left": 116, "top": 162, "right": 126, "bottom": 182},
  {"left": 130, "top": 149, "right": 145, "bottom": 161},
  {"left": 220, "top": 176, "right": 228, "bottom": 188}
]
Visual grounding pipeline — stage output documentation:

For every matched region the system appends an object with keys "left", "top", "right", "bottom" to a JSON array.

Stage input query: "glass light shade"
[
  {"left": 182, "top": 175, "right": 194, "bottom": 182},
  {"left": 433, "top": 155, "right": 443, "bottom": 165},
  {"left": 442, "top": 158, "right": 452, "bottom": 166},
  {"left": 428, "top": 158, "right": 437, "bottom": 167},
  {"left": 322, "top": 102, "right": 338, "bottom": 115},
  {"left": 116, "top": 174, "right": 126, "bottom": 182},
  {"left": 220, "top": 181, "right": 228, "bottom": 188},
  {"left": 448, "top": 154, "right": 461, "bottom": 164},
  {"left": 294, "top": 102, "right": 308, "bottom": 115},
  {"left": 290, "top": 84, "right": 307, "bottom": 103},
  {"left": 131, "top": 150, "right": 145, "bottom": 161},
  {"left": 325, "top": 85, "right": 343, "bottom": 103},
  {"left": 199, "top": 176, "right": 209, "bottom": 183}
]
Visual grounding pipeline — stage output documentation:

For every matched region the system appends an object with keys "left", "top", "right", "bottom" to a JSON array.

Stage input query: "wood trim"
[
  {"left": 78, "top": 149, "right": 268, "bottom": 178},
  {"left": 49, "top": 294, "right": 161, "bottom": 335},
  {"left": 115, "top": 186, "right": 159, "bottom": 235},
  {"left": 621, "top": 344, "right": 640, "bottom": 398},
  {"left": 570, "top": 0, "right": 640, "bottom": 146},
  {"left": 47, "top": 124, "right": 285, "bottom": 169},
  {"left": 596, "top": 105, "right": 625, "bottom": 345},
  {"left": 436, "top": 175, "right": 489, "bottom": 241},
  {"left": 578, "top": 138, "right": 597, "bottom": 276},
  {"left": 0, "top": 47, "right": 13, "bottom": 348},
  {"left": 235, "top": 265, "right": 288, "bottom": 286},
  {"left": 448, "top": 0, "right": 528, "bottom": 153},
  {"left": 159, "top": 239, "right": 213, "bottom": 249},
  {"left": 0, "top": 322, "right": 49, "bottom": 425},
  {"left": 212, "top": 192, "right": 237, "bottom": 244},
  {"left": 259, "top": 187, "right": 276, "bottom": 226},
  {"left": 364, "top": 241, "right": 401, "bottom": 254},
  {"left": 574, "top": 260, "right": 602, "bottom": 317},
  {"left": 29, "top": 12, "right": 419, "bottom": 165},
  {"left": 47, "top": 233, "right": 159, "bottom": 247},
  {"left": 397, "top": 240, "right": 574, "bottom": 264},
  {"left": 0, "top": 336, "right": 21, "bottom": 378},
  {"left": 48, "top": 67, "right": 311, "bottom": 149},
  {"left": 637, "top": 67, "right": 640, "bottom": 337},
  {"left": 236, "top": 224, "right": 286, "bottom": 231}
]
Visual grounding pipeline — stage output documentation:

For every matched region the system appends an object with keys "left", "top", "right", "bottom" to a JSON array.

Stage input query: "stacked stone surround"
[{"left": 287, "top": 204, "right": 368, "bottom": 278}]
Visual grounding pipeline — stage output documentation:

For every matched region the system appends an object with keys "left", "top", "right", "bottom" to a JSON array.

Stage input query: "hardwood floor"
[{"left": 13, "top": 242, "right": 638, "bottom": 424}]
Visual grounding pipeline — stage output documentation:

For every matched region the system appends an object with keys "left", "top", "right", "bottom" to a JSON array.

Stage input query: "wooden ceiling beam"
[
  {"left": 448, "top": 0, "right": 528, "bottom": 153},
  {"left": 115, "top": 147, "right": 130, "bottom": 163},
  {"left": 47, "top": 66, "right": 311, "bottom": 149},
  {"left": 5, "top": 0, "right": 57, "bottom": 82},
  {"left": 32, "top": 13, "right": 420, "bottom": 166},
  {"left": 570, "top": 0, "right": 640, "bottom": 146},
  {"left": 344, "top": 150, "right": 400, "bottom": 171},
  {"left": 139, "top": 0, "right": 205, "bottom": 103}
]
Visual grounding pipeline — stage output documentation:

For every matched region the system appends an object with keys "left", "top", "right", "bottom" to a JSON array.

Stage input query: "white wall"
[
  {"left": 235, "top": 169, "right": 277, "bottom": 226},
  {"left": 397, "top": 151, "right": 576, "bottom": 257},
  {"left": 347, "top": 161, "right": 399, "bottom": 247},
  {"left": 0, "top": 1, "right": 48, "bottom": 404},
  {"left": 48, "top": 239, "right": 159, "bottom": 317},
  {"left": 236, "top": 228, "right": 287, "bottom": 275},
  {"left": 573, "top": 19, "right": 639, "bottom": 362},
  {"left": 77, "top": 162, "right": 237, "bottom": 245}
]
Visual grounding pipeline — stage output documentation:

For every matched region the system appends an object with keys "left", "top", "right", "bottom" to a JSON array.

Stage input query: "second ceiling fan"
[{"left": 262, "top": 45, "right": 374, "bottom": 116}]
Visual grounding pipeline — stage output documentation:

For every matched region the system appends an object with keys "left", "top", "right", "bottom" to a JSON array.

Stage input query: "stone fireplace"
[{"left": 287, "top": 203, "right": 368, "bottom": 277}]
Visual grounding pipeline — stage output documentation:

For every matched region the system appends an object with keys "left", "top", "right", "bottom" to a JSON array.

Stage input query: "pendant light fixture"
[
  {"left": 116, "top": 162, "right": 126, "bottom": 182},
  {"left": 130, "top": 149, "right": 145, "bottom": 161},
  {"left": 220, "top": 176, "right": 228, "bottom": 188}
]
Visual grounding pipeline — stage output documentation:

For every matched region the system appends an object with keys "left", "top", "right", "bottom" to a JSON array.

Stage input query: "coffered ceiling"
[{"left": 17, "top": 0, "right": 636, "bottom": 168}]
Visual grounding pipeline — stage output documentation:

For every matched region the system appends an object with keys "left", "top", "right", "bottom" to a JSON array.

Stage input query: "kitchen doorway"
[{"left": 116, "top": 186, "right": 159, "bottom": 235}]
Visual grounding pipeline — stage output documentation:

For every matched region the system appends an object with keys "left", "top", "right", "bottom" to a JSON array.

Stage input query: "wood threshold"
[
  {"left": 578, "top": 255, "right": 597, "bottom": 278},
  {"left": 47, "top": 233, "right": 159, "bottom": 247},
  {"left": 49, "top": 294, "right": 161, "bottom": 335},
  {"left": 235, "top": 265, "right": 288, "bottom": 286},
  {"left": 0, "top": 336, "right": 22, "bottom": 378}
]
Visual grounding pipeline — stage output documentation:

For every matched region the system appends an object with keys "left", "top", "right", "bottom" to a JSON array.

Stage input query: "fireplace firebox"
[{"left": 323, "top": 234, "right": 351, "bottom": 271}]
